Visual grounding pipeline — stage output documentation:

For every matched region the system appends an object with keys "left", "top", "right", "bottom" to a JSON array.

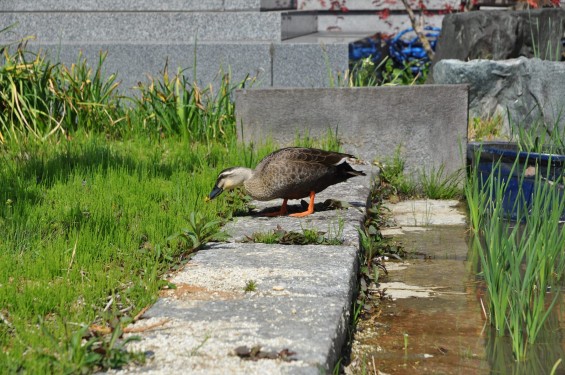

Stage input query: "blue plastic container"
[{"left": 467, "top": 142, "right": 565, "bottom": 220}]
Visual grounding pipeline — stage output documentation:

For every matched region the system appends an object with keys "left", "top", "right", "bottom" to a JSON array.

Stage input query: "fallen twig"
[
  {"left": 124, "top": 319, "right": 170, "bottom": 333},
  {"left": 89, "top": 318, "right": 170, "bottom": 336}
]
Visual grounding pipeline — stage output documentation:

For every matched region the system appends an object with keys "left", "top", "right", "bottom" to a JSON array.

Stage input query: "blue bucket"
[{"left": 467, "top": 142, "right": 565, "bottom": 220}]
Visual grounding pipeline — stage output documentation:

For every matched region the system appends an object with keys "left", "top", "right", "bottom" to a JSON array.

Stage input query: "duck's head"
[{"left": 208, "top": 167, "right": 253, "bottom": 199}]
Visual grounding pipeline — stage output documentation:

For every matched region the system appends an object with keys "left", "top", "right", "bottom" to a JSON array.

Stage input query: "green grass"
[
  {"left": 245, "top": 222, "right": 345, "bottom": 246},
  {"left": 469, "top": 114, "right": 504, "bottom": 141},
  {"left": 336, "top": 56, "right": 429, "bottom": 88},
  {"left": 375, "top": 146, "right": 463, "bottom": 200},
  {"left": 420, "top": 164, "right": 464, "bottom": 200},
  {"left": 244, "top": 280, "right": 258, "bottom": 293},
  {"left": 0, "top": 131, "right": 277, "bottom": 372},
  {"left": 375, "top": 146, "right": 417, "bottom": 198}
]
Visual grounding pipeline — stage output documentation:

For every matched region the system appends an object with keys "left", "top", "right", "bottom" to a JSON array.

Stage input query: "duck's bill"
[{"left": 208, "top": 185, "right": 223, "bottom": 199}]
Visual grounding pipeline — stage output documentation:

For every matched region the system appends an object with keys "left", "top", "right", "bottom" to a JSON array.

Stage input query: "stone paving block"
[
  {"left": 272, "top": 42, "right": 349, "bottom": 87},
  {"left": 317, "top": 13, "right": 444, "bottom": 34},
  {"left": 281, "top": 12, "right": 318, "bottom": 40},
  {"left": 221, "top": 0, "right": 262, "bottom": 11},
  {"left": 235, "top": 85, "right": 469, "bottom": 179},
  {"left": 0, "top": 12, "right": 284, "bottom": 43},
  {"left": 1, "top": 0, "right": 227, "bottom": 11},
  {"left": 261, "top": 0, "right": 296, "bottom": 10},
  {"left": 118, "top": 242, "right": 359, "bottom": 374}
]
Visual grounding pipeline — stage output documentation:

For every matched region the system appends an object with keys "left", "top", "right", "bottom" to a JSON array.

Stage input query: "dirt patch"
[{"left": 160, "top": 283, "right": 243, "bottom": 301}]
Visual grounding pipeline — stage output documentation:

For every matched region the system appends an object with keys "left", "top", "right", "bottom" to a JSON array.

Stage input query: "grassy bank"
[{"left": 0, "top": 41, "right": 279, "bottom": 372}]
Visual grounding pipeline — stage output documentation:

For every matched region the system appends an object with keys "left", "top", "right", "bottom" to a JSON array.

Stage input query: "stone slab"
[
  {"left": 383, "top": 199, "right": 467, "bottom": 227},
  {"left": 298, "top": 0, "right": 460, "bottom": 11},
  {"left": 24, "top": 42, "right": 272, "bottom": 94},
  {"left": 235, "top": 85, "right": 469, "bottom": 179},
  {"left": 318, "top": 13, "right": 444, "bottom": 34},
  {"left": 0, "top": 12, "right": 285, "bottom": 43},
  {"left": 272, "top": 41, "right": 349, "bottom": 87},
  {"left": 284, "top": 31, "right": 373, "bottom": 44},
  {"left": 281, "top": 12, "right": 318, "bottom": 40},
  {"left": 1, "top": 0, "right": 233, "bottom": 11},
  {"left": 261, "top": 0, "right": 297, "bottom": 10},
  {"left": 227, "top": 0, "right": 262, "bottom": 11},
  {"left": 12, "top": 38, "right": 365, "bottom": 94},
  {"left": 118, "top": 242, "right": 358, "bottom": 374}
]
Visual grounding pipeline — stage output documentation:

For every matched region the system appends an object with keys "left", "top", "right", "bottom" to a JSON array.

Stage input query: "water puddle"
[{"left": 349, "top": 224, "right": 565, "bottom": 374}]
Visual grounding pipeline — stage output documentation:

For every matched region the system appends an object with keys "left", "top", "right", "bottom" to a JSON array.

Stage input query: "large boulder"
[
  {"left": 433, "top": 57, "right": 565, "bottom": 132},
  {"left": 431, "top": 9, "right": 565, "bottom": 68}
]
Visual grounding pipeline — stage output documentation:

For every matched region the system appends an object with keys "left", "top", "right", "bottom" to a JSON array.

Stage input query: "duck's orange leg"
[
  {"left": 289, "top": 191, "right": 315, "bottom": 217},
  {"left": 261, "top": 199, "right": 288, "bottom": 217}
]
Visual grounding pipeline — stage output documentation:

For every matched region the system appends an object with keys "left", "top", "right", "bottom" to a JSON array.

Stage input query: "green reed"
[{"left": 467, "top": 145, "right": 565, "bottom": 361}]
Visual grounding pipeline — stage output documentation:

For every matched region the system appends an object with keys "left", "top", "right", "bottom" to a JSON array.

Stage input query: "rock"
[
  {"left": 433, "top": 57, "right": 565, "bottom": 133},
  {"left": 430, "top": 9, "right": 565, "bottom": 74}
]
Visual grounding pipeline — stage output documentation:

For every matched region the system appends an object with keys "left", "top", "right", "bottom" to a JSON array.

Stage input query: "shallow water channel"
[{"left": 348, "top": 201, "right": 565, "bottom": 375}]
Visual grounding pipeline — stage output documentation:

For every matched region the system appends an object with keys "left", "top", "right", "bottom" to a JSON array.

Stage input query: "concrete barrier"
[{"left": 235, "top": 85, "right": 469, "bottom": 178}]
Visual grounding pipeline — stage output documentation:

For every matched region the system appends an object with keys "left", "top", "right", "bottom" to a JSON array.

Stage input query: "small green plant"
[
  {"left": 469, "top": 114, "right": 504, "bottom": 141},
  {"left": 170, "top": 212, "right": 226, "bottom": 254},
  {"left": 188, "top": 333, "right": 211, "bottom": 356},
  {"left": 354, "top": 176, "right": 401, "bottom": 322},
  {"left": 509, "top": 113, "right": 565, "bottom": 155},
  {"left": 420, "top": 165, "right": 463, "bottom": 200},
  {"left": 380, "top": 58, "right": 428, "bottom": 86},
  {"left": 0, "top": 45, "right": 124, "bottom": 143},
  {"left": 375, "top": 146, "right": 417, "bottom": 198},
  {"left": 244, "top": 280, "right": 257, "bottom": 292},
  {"left": 39, "top": 321, "right": 144, "bottom": 374},
  {"left": 245, "top": 225, "right": 344, "bottom": 246}
]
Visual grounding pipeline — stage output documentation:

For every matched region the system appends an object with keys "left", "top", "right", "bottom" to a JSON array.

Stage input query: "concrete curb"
[{"left": 114, "top": 165, "right": 376, "bottom": 374}]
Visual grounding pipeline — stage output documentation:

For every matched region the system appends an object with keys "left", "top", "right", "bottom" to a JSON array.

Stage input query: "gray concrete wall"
[
  {"left": 235, "top": 85, "right": 469, "bottom": 179},
  {"left": 0, "top": 4, "right": 349, "bottom": 92},
  {"left": 17, "top": 41, "right": 348, "bottom": 92},
  {"left": 0, "top": 12, "right": 287, "bottom": 43}
]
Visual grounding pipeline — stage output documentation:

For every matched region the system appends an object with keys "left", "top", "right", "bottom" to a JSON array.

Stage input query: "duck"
[{"left": 208, "top": 147, "right": 366, "bottom": 217}]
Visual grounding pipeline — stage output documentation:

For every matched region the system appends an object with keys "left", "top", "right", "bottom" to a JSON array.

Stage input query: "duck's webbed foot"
[{"left": 289, "top": 191, "right": 315, "bottom": 218}]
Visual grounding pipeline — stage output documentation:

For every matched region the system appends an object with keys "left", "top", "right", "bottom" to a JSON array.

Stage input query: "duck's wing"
[{"left": 255, "top": 147, "right": 355, "bottom": 172}]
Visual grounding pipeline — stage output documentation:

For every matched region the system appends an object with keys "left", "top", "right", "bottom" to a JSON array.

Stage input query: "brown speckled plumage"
[{"left": 209, "top": 147, "right": 365, "bottom": 217}]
